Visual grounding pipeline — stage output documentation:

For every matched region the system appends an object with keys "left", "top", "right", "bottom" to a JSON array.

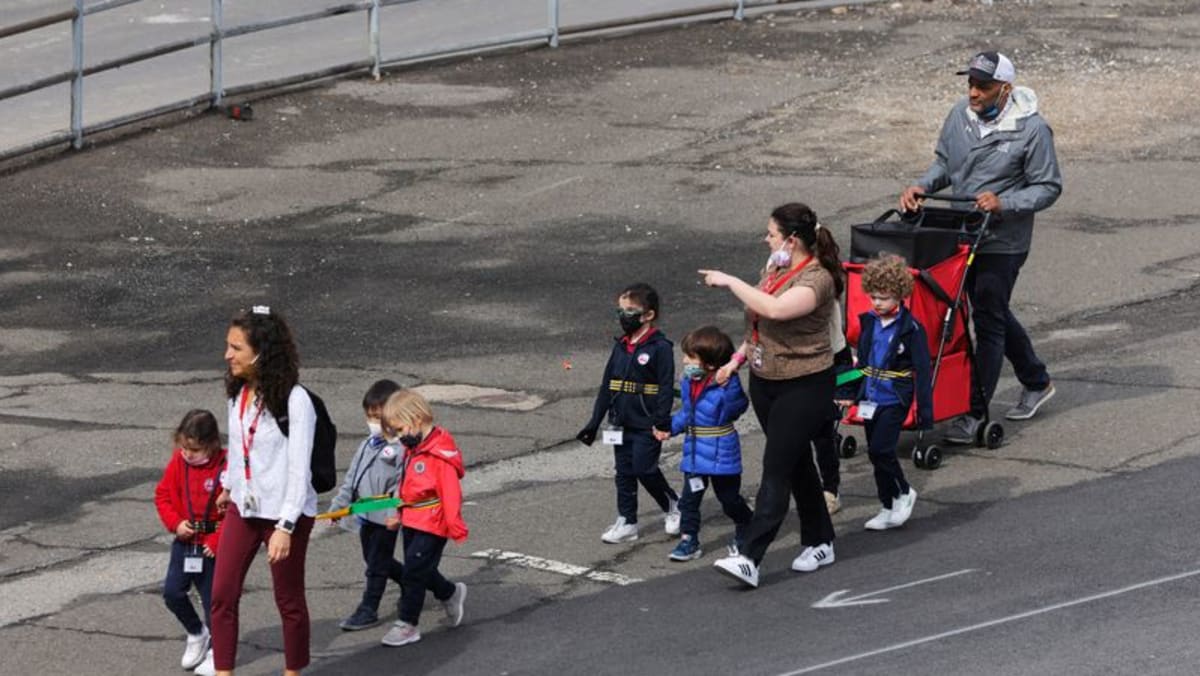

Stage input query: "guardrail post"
[
  {"left": 69, "top": 0, "right": 84, "bottom": 149},
  {"left": 210, "top": 0, "right": 223, "bottom": 107},
  {"left": 734, "top": 0, "right": 745, "bottom": 21},
  {"left": 369, "top": 0, "right": 381, "bottom": 79},
  {"left": 548, "top": 0, "right": 559, "bottom": 47}
]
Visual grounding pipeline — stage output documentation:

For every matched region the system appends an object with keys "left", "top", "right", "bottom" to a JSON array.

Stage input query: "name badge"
[
  {"left": 244, "top": 493, "right": 259, "bottom": 513},
  {"left": 688, "top": 477, "right": 705, "bottom": 493},
  {"left": 751, "top": 344, "right": 764, "bottom": 369},
  {"left": 183, "top": 556, "right": 204, "bottom": 573},
  {"left": 602, "top": 427, "right": 625, "bottom": 446},
  {"left": 858, "top": 401, "right": 878, "bottom": 420}
]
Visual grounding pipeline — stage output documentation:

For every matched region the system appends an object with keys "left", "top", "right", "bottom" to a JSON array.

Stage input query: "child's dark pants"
[
  {"left": 613, "top": 429, "right": 679, "bottom": 523},
  {"left": 163, "top": 539, "right": 215, "bottom": 635},
  {"left": 865, "top": 404, "right": 910, "bottom": 508},
  {"left": 398, "top": 526, "right": 456, "bottom": 626},
  {"left": 678, "top": 472, "right": 752, "bottom": 541},
  {"left": 358, "top": 520, "right": 405, "bottom": 613}
]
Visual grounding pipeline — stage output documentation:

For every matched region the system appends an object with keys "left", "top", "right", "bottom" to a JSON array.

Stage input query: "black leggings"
[{"left": 743, "top": 369, "right": 836, "bottom": 565}]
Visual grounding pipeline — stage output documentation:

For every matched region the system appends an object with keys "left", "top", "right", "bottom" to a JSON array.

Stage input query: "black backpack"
[{"left": 278, "top": 386, "right": 339, "bottom": 493}]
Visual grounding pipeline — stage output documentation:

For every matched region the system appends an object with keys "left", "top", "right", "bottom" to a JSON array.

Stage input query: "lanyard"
[
  {"left": 750, "top": 256, "right": 813, "bottom": 345},
  {"left": 239, "top": 387, "right": 264, "bottom": 484}
]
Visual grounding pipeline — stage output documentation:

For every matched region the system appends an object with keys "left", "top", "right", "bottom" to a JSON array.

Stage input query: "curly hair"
[
  {"left": 224, "top": 308, "right": 300, "bottom": 421},
  {"left": 860, "top": 254, "right": 913, "bottom": 299}
]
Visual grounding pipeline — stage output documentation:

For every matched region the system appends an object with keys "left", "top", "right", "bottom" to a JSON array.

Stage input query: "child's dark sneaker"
[
  {"left": 669, "top": 535, "right": 702, "bottom": 561},
  {"left": 339, "top": 606, "right": 381, "bottom": 631}
]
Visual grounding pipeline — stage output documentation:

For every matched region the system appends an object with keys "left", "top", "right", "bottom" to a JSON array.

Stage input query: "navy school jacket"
[
  {"left": 856, "top": 307, "right": 934, "bottom": 429},
  {"left": 585, "top": 329, "right": 675, "bottom": 433}
]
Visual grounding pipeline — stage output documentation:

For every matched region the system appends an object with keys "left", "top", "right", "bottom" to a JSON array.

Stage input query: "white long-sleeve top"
[{"left": 225, "top": 384, "right": 318, "bottom": 523}]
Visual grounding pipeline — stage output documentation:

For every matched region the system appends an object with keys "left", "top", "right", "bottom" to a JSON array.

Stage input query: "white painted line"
[
  {"left": 471, "top": 548, "right": 643, "bottom": 586},
  {"left": 144, "top": 14, "right": 206, "bottom": 24},
  {"left": 781, "top": 567, "right": 1200, "bottom": 675},
  {"left": 521, "top": 175, "right": 582, "bottom": 198},
  {"left": 813, "top": 569, "right": 978, "bottom": 609},
  {"left": 1042, "top": 322, "right": 1126, "bottom": 342}
]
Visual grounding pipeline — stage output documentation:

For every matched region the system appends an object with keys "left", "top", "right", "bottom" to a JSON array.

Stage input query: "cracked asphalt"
[{"left": 2, "top": 0, "right": 1200, "bottom": 674}]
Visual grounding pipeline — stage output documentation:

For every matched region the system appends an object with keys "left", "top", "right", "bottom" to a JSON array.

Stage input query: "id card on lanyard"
[
  {"left": 749, "top": 256, "right": 813, "bottom": 368},
  {"left": 182, "top": 461, "right": 218, "bottom": 572},
  {"left": 239, "top": 387, "right": 265, "bottom": 514}
]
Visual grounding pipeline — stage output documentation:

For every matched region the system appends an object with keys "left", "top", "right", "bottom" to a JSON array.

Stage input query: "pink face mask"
[{"left": 180, "top": 449, "right": 211, "bottom": 466}]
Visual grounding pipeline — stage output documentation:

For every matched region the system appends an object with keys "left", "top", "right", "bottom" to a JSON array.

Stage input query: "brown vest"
[{"left": 744, "top": 261, "right": 835, "bottom": 380}]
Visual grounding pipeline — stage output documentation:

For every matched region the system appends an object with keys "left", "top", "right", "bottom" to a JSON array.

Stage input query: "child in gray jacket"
[{"left": 328, "top": 379, "right": 405, "bottom": 631}]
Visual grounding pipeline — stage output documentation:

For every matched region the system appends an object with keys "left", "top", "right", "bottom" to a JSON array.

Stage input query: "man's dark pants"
[{"left": 967, "top": 251, "right": 1051, "bottom": 418}]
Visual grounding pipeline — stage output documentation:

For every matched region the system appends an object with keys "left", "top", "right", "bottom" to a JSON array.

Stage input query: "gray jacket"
[
  {"left": 918, "top": 86, "right": 1062, "bottom": 254},
  {"left": 328, "top": 436, "right": 402, "bottom": 526}
]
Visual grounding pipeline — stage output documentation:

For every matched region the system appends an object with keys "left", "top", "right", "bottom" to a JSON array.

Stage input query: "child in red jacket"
[
  {"left": 380, "top": 389, "right": 468, "bottom": 648},
  {"left": 153, "top": 409, "right": 227, "bottom": 670}
]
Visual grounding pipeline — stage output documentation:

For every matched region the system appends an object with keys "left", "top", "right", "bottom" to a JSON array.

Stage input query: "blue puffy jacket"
[{"left": 670, "top": 374, "right": 749, "bottom": 476}]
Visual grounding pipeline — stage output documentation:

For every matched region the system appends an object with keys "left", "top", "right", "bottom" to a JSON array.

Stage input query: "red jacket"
[
  {"left": 398, "top": 427, "right": 468, "bottom": 542},
  {"left": 154, "top": 449, "right": 227, "bottom": 554}
]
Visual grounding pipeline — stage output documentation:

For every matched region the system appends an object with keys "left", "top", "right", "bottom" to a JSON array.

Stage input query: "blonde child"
[{"left": 379, "top": 389, "right": 468, "bottom": 647}]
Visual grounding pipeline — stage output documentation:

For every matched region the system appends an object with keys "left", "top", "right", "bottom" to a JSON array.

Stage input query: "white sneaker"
[
  {"left": 380, "top": 621, "right": 421, "bottom": 647},
  {"left": 889, "top": 489, "right": 917, "bottom": 527},
  {"left": 713, "top": 554, "right": 759, "bottom": 588},
  {"left": 192, "top": 649, "right": 215, "bottom": 676},
  {"left": 442, "top": 582, "right": 467, "bottom": 628},
  {"left": 601, "top": 517, "right": 639, "bottom": 544},
  {"left": 791, "top": 543, "right": 835, "bottom": 572},
  {"left": 181, "top": 627, "right": 210, "bottom": 669},
  {"left": 865, "top": 508, "right": 895, "bottom": 531},
  {"left": 664, "top": 501, "right": 681, "bottom": 535}
]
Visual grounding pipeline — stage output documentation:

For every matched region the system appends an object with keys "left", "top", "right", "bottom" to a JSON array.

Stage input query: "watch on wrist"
[{"left": 276, "top": 519, "right": 296, "bottom": 534}]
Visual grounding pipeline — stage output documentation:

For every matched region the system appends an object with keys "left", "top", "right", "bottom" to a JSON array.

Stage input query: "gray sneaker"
[
  {"left": 381, "top": 621, "right": 421, "bottom": 647},
  {"left": 1006, "top": 383, "right": 1056, "bottom": 420},
  {"left": 442, "top": 582, "right": 467, "bottom": 627},
  {"left": 944, "top": 415, "right": 981, "bottom": 445}
]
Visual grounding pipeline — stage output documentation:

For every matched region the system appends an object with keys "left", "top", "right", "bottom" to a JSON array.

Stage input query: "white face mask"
[
  {"left": 367, "top": 421, "right": 383, "bottom": 437},
  {"left": 768, "top": 242, "right": 792, "bottom": 268}
]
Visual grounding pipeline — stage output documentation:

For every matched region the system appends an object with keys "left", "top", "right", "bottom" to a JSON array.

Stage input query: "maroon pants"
[{"left": 211, "top": 505, "right": 313, "bottom": 671}]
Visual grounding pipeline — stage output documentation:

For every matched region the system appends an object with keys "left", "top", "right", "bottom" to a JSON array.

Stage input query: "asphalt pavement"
[{"left": 2, "top": 0, "right": 1199, "bottom": 674}]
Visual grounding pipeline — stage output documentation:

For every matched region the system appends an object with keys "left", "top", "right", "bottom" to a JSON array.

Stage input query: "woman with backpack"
[{"left": 202, "top": 306, "right": 318, "bottom": 676}]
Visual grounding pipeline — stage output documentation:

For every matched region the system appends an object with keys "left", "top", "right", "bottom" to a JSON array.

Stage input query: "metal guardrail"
[{"left": 0, "top": 0, "right": 860, "bottom": 163}]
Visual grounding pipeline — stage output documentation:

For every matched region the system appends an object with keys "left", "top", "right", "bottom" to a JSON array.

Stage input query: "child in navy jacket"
[
  {"left": 578, "top": 282, "right": 681, "bottom": 544},
  {"left": 655, "top": 326, "right": 753, "bottom": 561},
  {"left": 856, "top": 255, "right": 933, "bottom": 531}
]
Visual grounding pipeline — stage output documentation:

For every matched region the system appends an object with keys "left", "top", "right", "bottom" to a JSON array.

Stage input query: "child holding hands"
[{"left": 655, "top": 326, "right": 753, "bottom": 561}]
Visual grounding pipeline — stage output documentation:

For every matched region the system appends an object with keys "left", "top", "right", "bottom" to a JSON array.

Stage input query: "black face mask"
[
  {"left": 399, "top": 433, "right": 424, "bottom": 448},
  {"left": 618, "top": 314, "right": 643, "bottom": 336}
]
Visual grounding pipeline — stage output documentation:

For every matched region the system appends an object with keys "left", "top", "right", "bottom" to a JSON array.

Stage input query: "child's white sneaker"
[
  {"left": 381, "top": 621, "right": 421, "bottom": 647},
  {"left": 791, "top": 543, "right": 835, "bottom": 572},
  {"left": 442, "top": 582, "right": 467, "bottom": 627},
  {"left": 601, "top": 517, "right": 639, "bottom": 544},
  {"left": 664, "top": 501, "right": 681, "bottom": 535},
  {"left": 181, "top": 627, "right": 210, "bottom": 670},
  {"left": 865, "top": 507, "right": 895, "bottom": 530},
  {"left": 192, "top": 649, "right": 215, "bottom": 675},
  {"left": 713, "top": 553, "right": 759, "bottom": 588},
  {"left": 888, "top": 488, "right": 917, "bottom": 527}
]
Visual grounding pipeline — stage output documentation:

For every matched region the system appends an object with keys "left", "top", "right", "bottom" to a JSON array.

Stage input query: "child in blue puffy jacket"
[{"left": 655, "top": 326, "right": 754, "bottom": 561}]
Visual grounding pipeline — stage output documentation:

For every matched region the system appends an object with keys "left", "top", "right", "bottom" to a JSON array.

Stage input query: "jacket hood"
[
  {"left": 965, "top": 85, "right": 1039, "bottom": 130},
  {"left": 411, "top": 426, "right": 465, "bottom": 478}
]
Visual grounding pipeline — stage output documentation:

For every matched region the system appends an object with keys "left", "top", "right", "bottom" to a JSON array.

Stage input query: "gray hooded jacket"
[
  {"left": 918, "top": 86, "right": 1062, "bottom": 254},
  {"left": 328, "top": 436, "right": 403, "bottom": 526}
]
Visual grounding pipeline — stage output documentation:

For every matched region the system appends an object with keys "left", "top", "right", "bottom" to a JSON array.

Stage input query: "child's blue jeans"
[{"left": 163, "top": 539, "right": 214, "bottom": 635}]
